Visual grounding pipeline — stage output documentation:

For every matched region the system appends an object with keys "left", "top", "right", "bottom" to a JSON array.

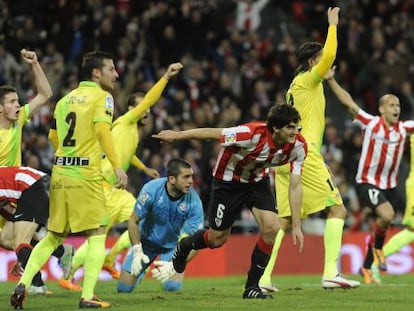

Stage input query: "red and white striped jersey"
[
  {"left": 212, "top": 122, "right": 307, "bottom": 183},
  {"left": 0, "top": 166, "right": 46, "bottom": 203},
  {"left": 354, "top": 109, "right": 414, "bottom": 189}
]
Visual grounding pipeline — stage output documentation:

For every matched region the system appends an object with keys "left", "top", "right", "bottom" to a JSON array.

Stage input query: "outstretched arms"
[{"left": 152, "top": 128, "right": 223, "bottom": 143}]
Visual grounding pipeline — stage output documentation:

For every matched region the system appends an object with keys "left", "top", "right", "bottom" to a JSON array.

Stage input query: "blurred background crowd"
[{"left": 1, "top": 0, "right": 413, "bottom": 235}]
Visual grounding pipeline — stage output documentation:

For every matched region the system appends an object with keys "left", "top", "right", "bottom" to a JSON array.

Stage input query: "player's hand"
[
  {"left": 131, "top": 244, "right": 150, "bottom": 276},
  {"left": 9, "top": 261, "right": 24, "bottom": 277},
  {"left": 164, "top": 63, "right": 183, "bottom": 80},
  {"left": 115, "top": 168, "right": 128, "bottom": 189},
  {"left": 143, "top": 167, "right": 160, "bottom": 179},
  {"left": 325, "top": 65, "right": 336, "bottom": 81},
  {"left": 152, "top": 130, "right": 179, "bottom": 143},
  {"left": 327, "top": 7, "right": 340, "bottom": 26},
  {"left": 151, "top": 260, "right": 176, "bottom": 282},
  {"left": 292, "top": 226, "right": 304, "bottom": 252},
  {"left": 20, "top": 49, "right": 38, "bottom": 65}
]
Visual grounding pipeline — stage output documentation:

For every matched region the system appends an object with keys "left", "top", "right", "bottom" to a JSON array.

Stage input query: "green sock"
[
  {"left": 82, "top": 234, "right": 106, "bottom": 300},
  {"left": 67, "top": 240, "right": 89, "bottom": 280},
  {"left": 21, "top": 232, "right": 63, "bottom": 286},
  {"left": 323, "top": 218, "right": 344, "bottom": 278},
  {"left": 384, "top": 229, "right": 414, "bottom": 257},
  {"left": 259, "top": 229, "right": 285, "bottom": 285},
  {"left": 105, "top": 230, "right": 130, "bottom": 266}
]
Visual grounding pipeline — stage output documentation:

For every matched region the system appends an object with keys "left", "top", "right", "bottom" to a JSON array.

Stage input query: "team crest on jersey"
[
  {"left": 179, "top": 203, "right": 186, "bottom": 211},
  {"left": 105, "top": 96, "right": 114, "bottom": 109},
  {"left": 138, "top": 191, "right": 148, "bottom": 205},
  {"left": 224, "top": 133, "right": 236, "bottom": 144}
]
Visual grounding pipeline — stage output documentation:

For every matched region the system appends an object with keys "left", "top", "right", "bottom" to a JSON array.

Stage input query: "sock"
[
  {"left": 20, "top": 232, "right": 63, "bottom": 287},
  {"left": 67, "top": 240, "right": 89, "bottom": 280},
  {"left": 180, "top": 229, "right": 209, "bottom": 253},
  {"left": 373, "top": 222, "right": 387, "bottom": 249},
  {"left": 245, "top": 236, "right": 272, "bottom": 289},
  {"left": 30, "top": 239, "right": 64, "bottom": 259},
  {"left": 259, "top": 229, "right": 285, "bottom": 285},
  {"left": 16, "top": 244, "right": 44, "bottom": 287},
  {"left": 363, "top": 246, "right": 374, "bottom": 269},
  {"left": 384, "top": 229, "right": 414, "bottom": 257},
  {"left": 105, "top": 230, "right": 130, "bottom": 266},
  {"left": 323, "top": 218, "right": 344, "bottom": 278},
  {"left": 81, "top": 234, "right": 106, "bottom": 300}
]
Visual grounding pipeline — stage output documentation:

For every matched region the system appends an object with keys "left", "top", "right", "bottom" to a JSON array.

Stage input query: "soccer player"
[
  {"left": 10, "top": 51, "right": 128, "bottom": 309},
  {"left": 371, "top": 135, "right": 414, "bottom": 282},
  {"left": 259, "top": 7, "right": 360, "bottom": 291},
  {"left": 151, "top": 104, "right": 306, "bottom": 299},
  {"left": 117, "top": 158, "right": 204, "bottom": 293},
  {"left": 0, "top": 166, "right": 74, "bottom": 295},
  {"left": 57, "top": 62, "right": 183, "bottom": 291},
  {"left": 0, "top": 49, "right": 52, "bottom": 166},
  {"left": 325, "top": 69, "right": 414, "bottom": 284}
]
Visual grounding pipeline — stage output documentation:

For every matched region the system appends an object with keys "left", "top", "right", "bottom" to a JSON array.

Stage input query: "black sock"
[
  {"left": 180, "top": 229, "right": 208, "bottom": 252},
  {"left": 363, "top": 245, "right": 374, "bottom": 269},
  {"left": 245, "top": 244, "right": 270, "bottom": 289},
  {"left": 374, "top": 233, "right": 386, "bottom": 249}
]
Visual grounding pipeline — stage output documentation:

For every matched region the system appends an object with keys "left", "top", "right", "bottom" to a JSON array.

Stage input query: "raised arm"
[
  {"left": 128, "top": 62, "right": 183, "bottom": 121},
  {"left": 152, "top": 128, "right": 223, "bottom": 143},
  {"left": 325, "top": 68, "right": 360, "bottom": 117},
  {"left": 314, "top": 7, "right": 340, "bottom": 79},
  {"left": 21, "top": 49, "right": 53, "bottom": 118}
]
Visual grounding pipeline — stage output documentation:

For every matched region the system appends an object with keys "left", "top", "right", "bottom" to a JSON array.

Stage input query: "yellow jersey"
[
  {"left": 0, "top": 105, "right": 29, "bottom": 166},
  {"left": 52, "top": 81, "right": 114, "bottom": 180}
]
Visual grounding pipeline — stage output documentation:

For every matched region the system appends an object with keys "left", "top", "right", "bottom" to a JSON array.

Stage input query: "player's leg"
[
  {"left": 69, "top": 178, "right": 110, "bottom": 308},
  {"left": 103, "top": 189, "right": 135, "bottom": 279},
  {"left": 259, "top": 217, "right": 289, "bottom": 292},
  {"left": 259, "top": 168, "right": 291, "bottom": 292},
  {"left": 242, "top": 178, "right": 278, "bottom": 299},
  {"left": 383, "top": 177, "right": 414, "bottom": 257}
]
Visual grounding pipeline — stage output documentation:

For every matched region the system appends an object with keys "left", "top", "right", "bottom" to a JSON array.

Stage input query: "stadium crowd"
[{"left": 1, "top": 0, "right": 414, "bottom": 233}]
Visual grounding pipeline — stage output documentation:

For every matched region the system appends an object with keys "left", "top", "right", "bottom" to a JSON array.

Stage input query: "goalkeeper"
[{"left": 117, "top": 158, "right": 204, "bottom": 292}]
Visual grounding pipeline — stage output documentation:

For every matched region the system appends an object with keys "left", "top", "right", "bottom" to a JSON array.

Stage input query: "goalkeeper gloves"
[
  {"left": 131, "top": 243, "right": 150, "bottom": 276},
  {"left": 151, "top": 260, "right": 176, "bottom": 282}
]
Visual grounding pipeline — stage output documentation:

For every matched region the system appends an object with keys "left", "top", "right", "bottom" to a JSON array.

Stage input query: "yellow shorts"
[
  {"left": 104, "top": 183, "right": 136, "bottom": 231},
  {"left": 48, "top": 174, "right": 108, "bottom": 234},
  {"left": 276, "top": 149, "right": 343, "bottom": 218},
  {"left": 403, "top": 176, "right": 414, "bottom": 228}
]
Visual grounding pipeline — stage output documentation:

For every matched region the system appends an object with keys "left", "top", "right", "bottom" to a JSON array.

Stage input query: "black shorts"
[
  {"left": 356, "top": 183, "right": 398, "bottom": 210},
  {"left": 208, "top": 178, "right": 276, "bottom": 231},
  {"left": 12, "top": 176, "right": 49, "bottom": 226}
]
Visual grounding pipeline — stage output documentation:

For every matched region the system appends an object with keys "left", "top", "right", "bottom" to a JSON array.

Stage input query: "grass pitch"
[{"left": 2, "top": 274, "right": 413, "bottom": 310}]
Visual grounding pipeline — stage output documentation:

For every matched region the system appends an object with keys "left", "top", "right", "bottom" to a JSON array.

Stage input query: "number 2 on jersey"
[{"left": 63, "top": 112, "right": 77, "bottom": 147}]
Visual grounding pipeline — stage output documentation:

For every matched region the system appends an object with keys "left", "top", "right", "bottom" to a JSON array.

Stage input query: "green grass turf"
[{"left": 2, "top": 274, "right": 413, "bottom": 311}]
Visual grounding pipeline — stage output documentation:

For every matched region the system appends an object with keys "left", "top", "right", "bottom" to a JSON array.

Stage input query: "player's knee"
[
  {"left": 163, "top": 280, "right": 182, "bottom": 292},
  {"left": 117, "top": 281, "right": 134, "bottom": 293}
]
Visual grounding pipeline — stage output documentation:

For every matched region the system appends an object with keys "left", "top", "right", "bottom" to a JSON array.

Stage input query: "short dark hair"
[
  {"left": 267, "top": 104, "right": 301, "bottom": 132},
  {"left": 80, "top": 50, "right": 114, "bottom": 80},
  {"left": 0, "top": 85, "right": 17, "bottom": 105},
  {"left": 167, "top": 158, "right": 192, "bottom": 178},
  {"left": 295, "top": 41, "right": 323, "bottom": 74},
  {"left": 126, "top": 92, "right": 145, "bottom": 107}
]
